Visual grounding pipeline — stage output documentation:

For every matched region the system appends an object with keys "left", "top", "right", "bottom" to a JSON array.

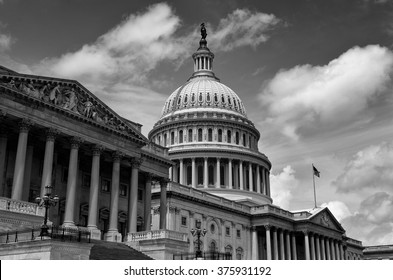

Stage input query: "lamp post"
[
  {"left": 35, "top": 185, "right": 59, "bottom": 237},
  {"left": 190, "top": 220, "right": 207, "bottom": 259}
]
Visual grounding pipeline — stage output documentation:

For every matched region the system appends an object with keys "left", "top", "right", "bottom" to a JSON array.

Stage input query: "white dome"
[{"left": 161, "top": 76, "right": 247, "bottom": 118}]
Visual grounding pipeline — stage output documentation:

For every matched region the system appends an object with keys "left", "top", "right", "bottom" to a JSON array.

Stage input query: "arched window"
[
  {"left": 236, "top": 132, "right": 239, "bottom": 145},
  {"left": 199, "top": 92, "right": 203, "bottom": 102},
  {"left": 158, "top": 135, "right": 161, "bottom": 145},
  {"left": 164, "top": 133, "right": 167, "bottom": 146},
  {"left": 179, "top": 130, "right": 183, "bottom": 144},
  {"left": 243, "top": 134, "right": 246, "bottom": 147},
  {"left": 210, "top": 241, "right": 217, "bottom": 252},
  {"left": 225, "top": 245, "right": 233, "bottom": 254},
  {"left": 208, "top": 128, "right": 213, "bottom": 142},
  {"left": 218, "top": 129, "right": 222, "bottom": 142},
  {"left": 227, "top": 130, "right": 232, "bottom": 144},
  {"left": 197, "top": 165, "right": 203, "bottom": 185},
  {"left": 236, "top": 247, "right": 244, "bottom": 260},
  {"left": 208, "top": 165, "right": 214, "bottom": 185},
  {"left": 198, "top": 128, "right": 203, "bottom": 142},
  {"left": 187, "top": 165, "right": 192, "bottom": 186},
  {"left": 188, "top": 129, "right": 193, "bottom": 142},
  {"left": 249, "top": 135, "right": 251, "bottom": 148},
  {"left": 220, "top": 165, "right": 225, "bottom": 187},
  {"left": 206, "top": 92, "right": 211, "bottom": 102},
  {"left": 171, "top": 131, "right": 174, "bottom": 145}
]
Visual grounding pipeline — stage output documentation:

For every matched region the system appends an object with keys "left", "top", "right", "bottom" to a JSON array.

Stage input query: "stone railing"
[
  {"left": 250, "top": 204, "right": 311, "bottom": 219},
  {"left": 142, "top": 142, "right": 169, "bottom": 157},
  {"left": 0, "top": 197, "right": 44, "bottom": 217},
  {"left": 128, "top": 229, "right": 188, "bottom": 242}
]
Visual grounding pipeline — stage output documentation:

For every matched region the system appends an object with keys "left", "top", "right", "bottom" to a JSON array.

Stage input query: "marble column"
[
  {"left": 173, "top": 162, "right": 178, "bottom": 183},
  {"left": 40, "top": 129, "right": 57, "bottom": 197},
  {"left": 256, "top": 165, "right": 261, "bottom": 194},
  {"left": 216, "top": 158, "right": 220, "bottom": 188},
  {"left": 11, "top": 119, "right": 31, "bottom": 200},
  {"left": 285, "top": 231, "right": 291, "bottom": 260},
  {"left": 0, "top": 132, "right": 7, "bottom": 197},
  {"left": 325, "top": 238, "right": 331, "bottom": 260},
  {"left": 266, "top": 170, "right": 271, "bottom": 196},
  {"left": 291, "top": 233, "right": 297, "bottom": 260},
  {"left": 87, "top": 145, "right": 103, "bottom": 237},
  {"left": 304, "top": 230, "right": 310, "bottom": 260},
  {"left": 265, "top": 225, "right": 272, "bottom": 260},
  {"left": 339, "top": 243, "right": 344, "bottom": 260},
  {"left": 203, "top": 157, "right": 208, "bottom": 188},
  {"left": 228, "top": 159, "right": 233, "bottom": 189},
  {"left": 321, "top": 237, "right": 326, "bottom": 260},
  {"left": 248, "top": 162, "right": 253, "bottom": 191},
  {"left": 330, "top": 239, "right": 336, "bottom": 260},
  {"left": 127, "top": 158, "right": 141, "bottom": 233},
  {"left": 239, "top": 161, "right": 244, "bottom": 190},
  {"left": 279, "top": 229, "right": 285, "bottom": 260},
  {"left": 144, "top": 173, "right": 153, "bottom": 231},
  {"left": 189, "top": 211, "right": 195, "bottom": 253},
  {"left": 106, "top": 151, "right": 122, "bottom": 241},
  {"left": 191, "top": 157, "right": 196, "bottom": 188},
  {"left": 262, "top": 168, "right": 266, "bottom": 195},
  {"left": 273, "top": 228, "right": 278, "bottom": 260},
  {"left": 251, "top": 227, "right": 258, "bottom": 260},
  {"left": 179, "top": 159, "right": 184, "bottom": 185},
  {"left": 22, "top": 145, "right": 33, "bottom": 201},
  {"left": 315, "top": 235, "right": 321, "bottom": 260},
  {"left": 310, "top": 233, "right": 315, "bottom": 260},
  {"left": 159, "top": 179, "right": 168, "bottom": 230},
  {"left": 63, "top": 137, "right": 82, "bottom": 227},
  {"left": 169, "top": 167, "right": 172, "bottom": 181}
]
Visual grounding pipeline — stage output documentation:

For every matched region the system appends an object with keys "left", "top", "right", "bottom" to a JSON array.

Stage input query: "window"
[
  {"left": 198, "top": 165, "right": 203, "bottom": 185},
  {"left": 225, "top": 245, "right": 233, "bottom": 254},
  {"left": 226, "top": 226, "right": 230, "bottom": 236},
  {"left": 171, "top": 131, "right": 174, "bottom": 145},
  {"left": 158, "top": 135, "right": 161, "bottom": 145},
  {"left": 249, "top": 135, "right": 251, "bottom": 148},
  {"left": 120, "top": 183, "right": 127, "bottom": 196},
  {"left": 164, "top": 133, "right": 167, "bottom": 146},
  {"left": 208, "top": 165, "right": 214, "bottom": 185},
  {"left": 101, "top": 178, "right": 110, "bottom": 192},
  {"left": 188, "top": 129, "right": 193, "bottom": 142},
  {"left": 210, "top": 241, "right": 217, "bottom": 252},
  {"left": 237, "top": 229, "right": 241, "bottom": 238},
  {"left": 179, "top": 130, "right": 183, "bottom": 144},
  {"left": 62, "top": 167, "right": 68, "bottom": 183},
  {"left": 198, "top": 128, "right": 203, "bottom": 142},
  {"left": 220, "top": 165, "right": 225, "bottom": 187},
  {"left": 82, "top": 173, "right": 91, "bottom": 188},
  {"left": 187, "top": 165, "right": 192, "bottom": 185},
  {"left": 236, "top": 247, "right": 244, "bottom": 260},
  {"left": 218, "top": 129, "right": 222, "bottom": 142},
  {"left": 243, "top": 134, "right": 246, "bottom": 147},
  {"left": 227, "top": 130, "right": 231, "bottom": 144},
  {"left": 210, "top": 224, "right": 215, "bottom": 233},
  {"left": 181, "top": 216, "right": 187, "bottom": 226},
  {"left": 138, "top": 189, "right": 143, "bottom": 201},
  {"left": 236, "top": 132, "right": 239, "bottom": 145},
  {"left": 208, "top": 128, "right": 213, "bottom": 141}
]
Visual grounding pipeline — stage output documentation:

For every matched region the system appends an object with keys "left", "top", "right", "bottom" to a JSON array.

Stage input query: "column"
[
  {"left": 251, "top": 227, "right": 258, "bottom": 260},
  {"left": 239, "top": 161, "right": 244, "bottom": 190},
  {"left": 22, "top": 145, "right": 33, "bottom": 201},
  {"left": 321, "top": 237, "right": 326, "bottom": 260},
  {"left": 169, "top": 167, "right": 172, "bottom": 181},
  {"left": 127, "top": 158, "right": 141, "bottom": 233},
  {"left": 159, "top": 179, "right": 168, "bottom": 230},
  {"left": 40, "top": 129, "right": 57, "bottom": 197},
  {"left": 191, "top": 157, "right": 196, "bottom": 188},
  {"left": 335, "top": 240, "right": 340, "bottom": 260},
  {"left": 0, "top": 132, "right": 7, "bottom": 197},
  {"left": 144, "top": 173, "right": 153, "bottom": 231},
  {"left": 339, "top": 243, "right": 344, "bottom": 260},
  {"left": 106, "top": 151, "right": 122, "bottom": 241},
  {"left": 315, "top": 235, "right": 321, "bottom": 260},
  {"left": 189, "top": 211, "right": 194, "bottom": 253},
  {"left": 11, "top": 119, "right": 31, "bottom": 200},
  {"left": 256, "top": 165, "right": 261, "bottom": 194},
  {"left": 216, "top": 158, "right": 220, "bottom": 188},
  {"left": 265, "top": 225, "right": 272, "bottom": 260},
  {"left": 291, "top": 233, "right": 297, "bottom": 260},
  {"left": 266, "top": 170, "right": 271, "bottom": 196},
  {"left": 179, "top": 159, "right": 184, "bottom": 185},
  {"left": 303, "top": 230, "right": 310, "bottom": 260},
  {"left": 173, "top": 162, "right": 178, "bottom": 183},
  {"left": 330, "top": 239, "right": 336, "bottom": 260},
  {"left": 262, "top": 168, "right": 266, "bottom": 195},
  {"left": 310, "top": 233, "right": 315, "bottom": 260},
  {"left": 279, "top": 229, "right": 285, "bottom": 260},
  {"left": 87, "top": 145, "right": 103, "bottom": 237},
  {"left": 63, "top": 137, "right": 82, "bottom": 227},
  {"left": 285, "top": 231, "right": 291, "bottom": 260},
  {"left": 248, "top": 162, "right": 253, "bottom": 191},
  {"left": 233, "top": 162, "right": 239, "bottom": 189},
  {"left": 273, "top": 228, "right": 278, "bottom": 260},
  {"left": 325, "top": 238, "right": 331, "bottom": 260},
  {"left": 203, "top": 157, "right": 208, "bottom": 188},
  {"left": 228, "top": 159, "right": 233, "bottom": 189}
]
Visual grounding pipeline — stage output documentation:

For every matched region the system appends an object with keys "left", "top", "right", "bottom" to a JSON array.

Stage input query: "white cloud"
[
  {"left": 261, "top": 45, "right": 393, "bottom": 141},
  {"left": 334, "top": 141, "right": 393, "bottom": 193},
  {"left": 321, "top": 201, "right": 351, "bottom": 221},
  {"left": 270, "top": 165, "right": 299, "bottom": 209},
  {"left": 0, "top": 34, "right": 13, "bottom": 51}
]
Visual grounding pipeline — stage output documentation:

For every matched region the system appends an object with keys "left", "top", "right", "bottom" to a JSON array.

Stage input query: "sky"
[{"left": 1, "top": 0, "right": 393, "bottom": 246}]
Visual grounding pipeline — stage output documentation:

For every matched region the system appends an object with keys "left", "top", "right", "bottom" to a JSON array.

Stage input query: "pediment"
[
  {"left": 309, "top": 208, "right": 344, "bottom": 232},
  {"left": 0, "top": 68, "right": 147, "bottom": 145}
]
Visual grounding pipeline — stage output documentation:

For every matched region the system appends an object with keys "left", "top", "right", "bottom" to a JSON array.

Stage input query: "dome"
[{"left": 161, "top": 76, "right": 247, "bottom": 118}]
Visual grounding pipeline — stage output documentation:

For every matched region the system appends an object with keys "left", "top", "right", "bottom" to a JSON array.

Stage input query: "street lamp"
[
  {"left": 35, "top": 185, "right": 59, "bottom": 237},
  {"left": 190, "top": 220, "right": 207, "bottom": 259}
]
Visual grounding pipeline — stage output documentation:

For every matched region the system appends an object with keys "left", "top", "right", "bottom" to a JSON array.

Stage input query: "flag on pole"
[{"left": 313, "top": 165, "right": 320, "bottom": 178}]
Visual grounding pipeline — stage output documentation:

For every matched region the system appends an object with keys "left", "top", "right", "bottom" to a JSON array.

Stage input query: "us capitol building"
[{"left": 0, "top": 26, "right": 365, "bottom": 260}]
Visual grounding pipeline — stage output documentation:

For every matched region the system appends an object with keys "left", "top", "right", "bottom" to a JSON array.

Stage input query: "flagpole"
[{"left": 312, "top": 164, "right": 317, "bottom": 208}]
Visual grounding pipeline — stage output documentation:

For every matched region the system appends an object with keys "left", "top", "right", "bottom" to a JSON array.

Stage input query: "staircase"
[{"left": 89, "top": 240, "right": 153, "bottom": 260}]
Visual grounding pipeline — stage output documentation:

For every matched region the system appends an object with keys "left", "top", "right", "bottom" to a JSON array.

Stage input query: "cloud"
[
  {"left": 341, "top": 192, "right": 393, "bottom": 245},
  {"left": 334, "top": 141, "right": 393, "bottom": 193},
  {"left": 0, "top": 34, "right": 13, "bottom": 52},
  {"left": 209, "top": 9, "right": 280, "bottom": 52},
  {"left": 260, "top": 45, "right": 393, "bottom": 141},
  {"left": 270, "top": 165, "right": 299, "bottom": 209},
  {"left": 321, "top": 201, "right": 351, "bottom": 221}
]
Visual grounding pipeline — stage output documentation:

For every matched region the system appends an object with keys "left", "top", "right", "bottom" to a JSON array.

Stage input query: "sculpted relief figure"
[
  {"left": 6, "top": 79, "right": 17, "bottom": 90},
  {"left": 82, "top": 98, "right": 94, "bottom": 118},
  {"left": 49, "top": 85, "right": 61, "bottom": 104}
]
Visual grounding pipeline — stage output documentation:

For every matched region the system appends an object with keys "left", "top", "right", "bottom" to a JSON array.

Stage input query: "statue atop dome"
[{"left": 200, "top": 23, "right": 207, "bottom": 39}]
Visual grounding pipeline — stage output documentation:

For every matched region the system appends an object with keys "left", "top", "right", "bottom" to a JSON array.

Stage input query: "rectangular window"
[
  {"left": 120, "top": 183, "right": 128, "bottom": 197},
  {"left": 226, "top": 226, "right": 230, "bottom": 236},
  {"left": 82, "top": 173, "right": 91, "bottom": 188},
  {"left": 237, "top": 229, "right": 241, "bottom": 238},
  {"left": 101, "top": 178, "right": 111, "bottom": 192},
  {"left": 181, "top": 216, "right": 187, "bottom": 226}
]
